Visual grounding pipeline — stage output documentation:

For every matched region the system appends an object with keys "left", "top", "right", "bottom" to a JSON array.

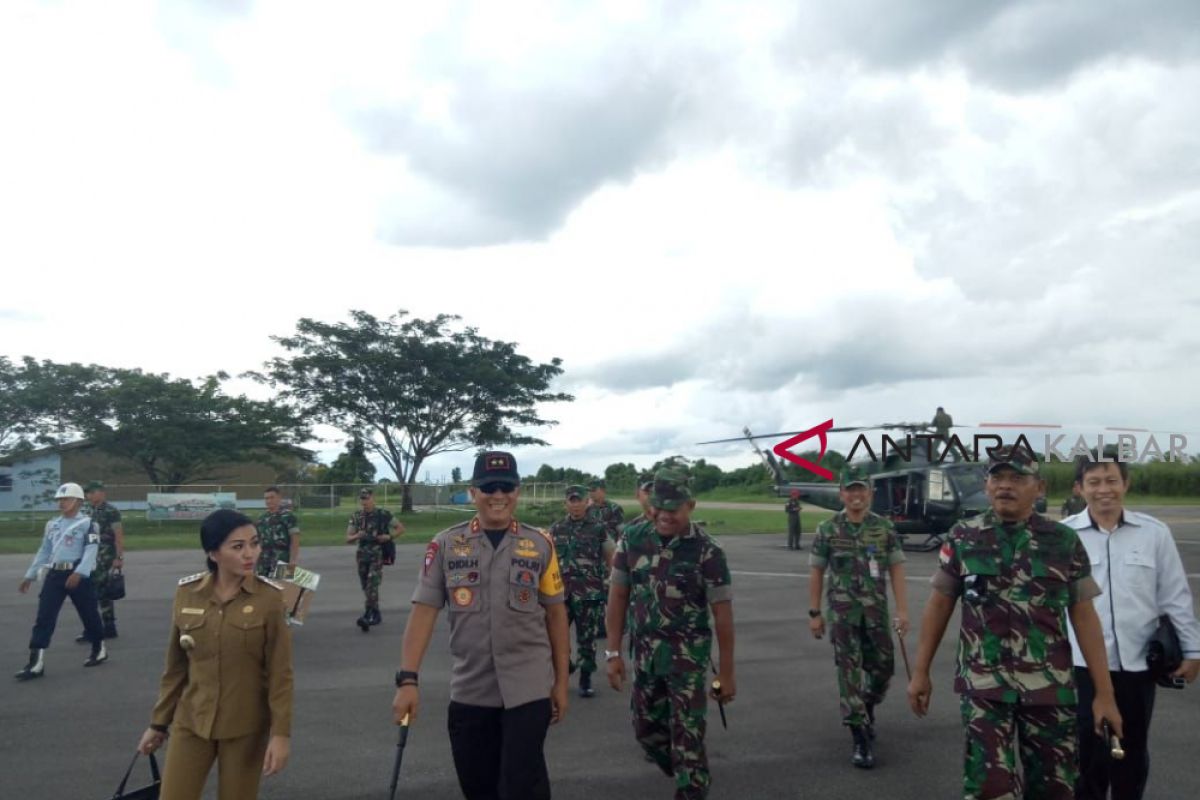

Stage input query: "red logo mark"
[{"left": 772, "top": 419, "right": 835, "bottom": 481}]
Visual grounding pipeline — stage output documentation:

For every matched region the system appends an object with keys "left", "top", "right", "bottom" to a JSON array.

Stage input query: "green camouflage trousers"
[
  {"left": 830, "top": 617, "right": 894, "bottom": 725},
  {"left": 565, "top": 595, "right": 604, "bottom": 674},
  {"left": 786, "top": 516, "right": 801, "bottom": 549},
  {"left": 93, "top": 543, "right": 118, "bottom": 626},
  {"left": 960, "top": 695, "right": 1076, "bottom": 800},
  {"left": 356, "top": 546, "right": 383, "bottom": 612},
  {"left": 633, "top": 669, "right": 710, "bottom": 800},
  {"left": 256, "top": 547, "right": 288, "bottom": 579}
]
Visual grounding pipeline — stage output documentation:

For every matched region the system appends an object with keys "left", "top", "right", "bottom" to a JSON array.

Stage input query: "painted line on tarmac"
[{"left": 732, "top": 569, "right": 1200, "bottom": 582}]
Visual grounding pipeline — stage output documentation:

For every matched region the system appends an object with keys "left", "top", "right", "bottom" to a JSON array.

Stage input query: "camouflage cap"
[
  {"left": 637, "top": 472, "right": 655, "bottom": 491},
  {"left": 650, "top": 468, "right": 693, "bottom": 511},
  {"left": 83, "top": 480, "right": 105, "bottom": 493},
  {"left": 588, "top": 478, "right": 606, "bottom": 490},
  {"left": 987, "top": 445, "right": 1040, "bottom": 476},
  {"left": 565, "top": 484, "right": 587, "bottom": 499},
  {"left": 839, "top": 464, "right": 871, "bottom": 488}
]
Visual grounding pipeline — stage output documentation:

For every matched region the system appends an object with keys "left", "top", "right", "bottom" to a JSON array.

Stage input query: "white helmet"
[{"left": 54, "top": 483, "right": 86, "bottom": 500}]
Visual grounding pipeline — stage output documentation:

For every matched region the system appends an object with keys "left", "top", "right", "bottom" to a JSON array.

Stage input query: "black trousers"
[
  {"left": 447, "top": 698, "right": 552, "bottom": 800},
  {"left": 1075, "top": 667, "right": 1157, "bottom": 800},
  {"left": 29, "top": 569, "right": 104, "bottom": 650}
]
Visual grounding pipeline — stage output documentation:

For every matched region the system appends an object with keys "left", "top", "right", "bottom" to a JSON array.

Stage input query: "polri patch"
[{"left": 424, "top": 542, "right": 440, "bottom": 575}]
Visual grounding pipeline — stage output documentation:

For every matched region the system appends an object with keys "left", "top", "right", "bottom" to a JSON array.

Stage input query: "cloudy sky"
[{"left": 2, "top": 0, "right": 1197, "bottom": 482}]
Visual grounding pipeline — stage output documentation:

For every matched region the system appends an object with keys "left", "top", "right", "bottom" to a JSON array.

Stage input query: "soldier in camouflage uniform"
[
  {"left": 607, "top": 468, "right": 736, "bottom": 800},
  {"left": 808, "top": 465, "right": 909, "bottom": 768},
  {"left": 82, "top": 481, "right": 123, "bottom": 640},
  {"left": 550, "top": 485, "right": 615, "bottom": 697},
  {"left": 256, "top": 486, "right": 300, "bottom": 579},
  {"left": 586, "top": 478, "right": 626, "bottom": 542},
  {"left": 932, "top": 406, "right": 955, "bottom": 461},
  {"left": 907, "top": 446, "right": 1123, "bottom": 800},
  {"left": 1059, "top": 484, "right": 1087, "bottom": 518},
  {"left": 620, "top": 472, "right": 655, "bottom": 537},
  {"left": 344, "top": 487, "right": 403, "bottom": 631},
  {"left": 785, "top": 489, "right": 803, "bottom": 550}
]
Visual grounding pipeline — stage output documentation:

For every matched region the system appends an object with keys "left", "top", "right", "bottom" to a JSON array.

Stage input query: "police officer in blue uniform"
[{"left": 15, "top": 482, "right": 108, "bottom": 680}]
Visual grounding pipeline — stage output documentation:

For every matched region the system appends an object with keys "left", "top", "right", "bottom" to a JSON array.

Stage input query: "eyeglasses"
[{"left": 477, "top": 482, "right": 517, "bottom": 495}]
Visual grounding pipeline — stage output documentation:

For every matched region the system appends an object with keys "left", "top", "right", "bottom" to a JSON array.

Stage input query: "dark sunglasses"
[{"left": 477, "top": 482, "right": 517, "bottom": 495}]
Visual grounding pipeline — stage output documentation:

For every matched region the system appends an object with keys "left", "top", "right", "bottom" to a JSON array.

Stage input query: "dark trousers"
[
  {"left": 1075, "top": 667, "right": 1157, "bottom": 800},
  {"left": 29, "top": 570, "right": 104, "bottom": 649},
  {"left": 447, "top": 699, "right": 552, "bottom": 800}
]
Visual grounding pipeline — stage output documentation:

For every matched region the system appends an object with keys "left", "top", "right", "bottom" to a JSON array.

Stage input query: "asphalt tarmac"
[{"left": 2, "top": 506, "right": 1198, "bottom": 799}]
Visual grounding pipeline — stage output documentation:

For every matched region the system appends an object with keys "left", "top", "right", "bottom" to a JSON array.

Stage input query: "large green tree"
[
  {"left": 81, "top": 369, "right": 312, "bottom": 488},
  {"left": 254, "top": 311, "right": 572, "bottom": 511}
]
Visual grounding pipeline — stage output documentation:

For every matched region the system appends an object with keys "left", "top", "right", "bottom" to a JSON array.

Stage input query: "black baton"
[{"left": 389, "top": 714, "right": 411, "bottom": 800}]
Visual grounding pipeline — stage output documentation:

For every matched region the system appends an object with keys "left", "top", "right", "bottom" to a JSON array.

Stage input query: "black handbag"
[
  {"left": 103, "top": 569, "right": 127, "bottom": 601},
  {"left": 110, "top": 752, "right": 161, "bottom": 799},
  {"left": 1146, "top": 614, "right": 1184, "bottom": 689}
]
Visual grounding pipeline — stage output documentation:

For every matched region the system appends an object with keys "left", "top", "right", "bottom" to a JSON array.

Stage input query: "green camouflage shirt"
[
  {"left": 85, "top": 502, "right": 122, "bottom": 546},
  {"left": 549, "top": 515, "right": 611, "bottom": 601},
  {"left": 1060, "top": 495, "right": 1087, "bottom": 517},
  {"left": 349, "top": 508, "right": 394, "bottom": 550},
  {"left": 257, "top": 510, "right": 298, "bottom": 555},
  {"left": 810, "top": 510, "right": 904, "bottom": 625},
  {"left": 931, "top": 510, "right": 1100, "bottom": 705},
  {"left": 586, "top": 499, "right": 626, "bottom": 541},
  {"left": 610, "top": 521, "right": 732, "bottom": 676}
]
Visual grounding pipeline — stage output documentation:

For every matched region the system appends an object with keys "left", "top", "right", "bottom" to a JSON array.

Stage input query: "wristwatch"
[
  {"left": 395, "top": 670, "right": 419, "bottom": 687},
  {"left": 604, "top": 650, "right": 622, "bottom": 661},
  {"left": 808, "top": 609, "right": 822, "bottom": 618}
]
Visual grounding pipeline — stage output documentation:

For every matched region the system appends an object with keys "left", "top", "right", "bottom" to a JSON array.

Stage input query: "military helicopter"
[{"left": 699, "top": 421, "right": 1029, "bottom": 552}]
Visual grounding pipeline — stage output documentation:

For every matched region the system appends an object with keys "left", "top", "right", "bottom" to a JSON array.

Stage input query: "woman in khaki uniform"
[{"left": 137, "top": 509, "right": 294, "bottom": 799}]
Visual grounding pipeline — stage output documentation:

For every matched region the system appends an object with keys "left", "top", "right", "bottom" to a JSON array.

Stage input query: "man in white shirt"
[{"left": 1064, "top": 459, "right": 1200, "bottom": 800}]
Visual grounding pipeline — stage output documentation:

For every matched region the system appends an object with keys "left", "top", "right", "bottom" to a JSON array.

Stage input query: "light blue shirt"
[
  {"left": 1064, "top": 509, "right": 1200, "bottom": 670},
  {"left": 24, "top": 514, "right": 100, "bottom": 580}
]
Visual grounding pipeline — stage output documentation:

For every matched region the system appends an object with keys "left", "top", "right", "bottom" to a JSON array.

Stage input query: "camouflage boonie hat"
[
  {"left": 637, "top": 472, "right": 655, "bottom": 491},
  {"left": 651, "top": 468, "right": 693, "bottom": 511},
  {"left": 588, "top": 478, "right": 606, "bottom": 490},
  {"left": 839, "top": 464, "right": 871, "bottom": 488},
  {"left": 565, "top": 484, "right": 587, "bottom": 499},
  {"left": 987, "top": 444, "right": 1040, "bottom": 476},
  {"left": 83, "top": 480, "right": 105, "bottom": 493}
]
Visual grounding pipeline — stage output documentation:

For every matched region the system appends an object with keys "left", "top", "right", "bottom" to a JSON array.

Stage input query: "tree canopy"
[{"left": 254, "top": 310, "right": 572, "bottom": 510}]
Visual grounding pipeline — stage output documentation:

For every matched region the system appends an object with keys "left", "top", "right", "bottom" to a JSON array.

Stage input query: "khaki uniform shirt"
[
  {"left": 412, "top": 517, "right": 565, "bottom": 708},
  {"left": 151, "top": 572, "right": 294, "bottom": 739}
]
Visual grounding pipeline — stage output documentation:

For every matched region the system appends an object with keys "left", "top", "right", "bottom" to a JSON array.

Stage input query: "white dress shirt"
[{"left": 1065, "top": 509, "right": 1200, "bottom": 671}]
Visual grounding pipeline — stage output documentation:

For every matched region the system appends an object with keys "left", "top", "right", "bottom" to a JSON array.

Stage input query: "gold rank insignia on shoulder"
[
  {"left": 178, "top": 572, "right": 206, "bottom": 585},
  {"left": 518, "top": 538, "right": 535, "bottom": 550},
  {"left": 255, "top": 575, "right": 284, "bottom": 590}
]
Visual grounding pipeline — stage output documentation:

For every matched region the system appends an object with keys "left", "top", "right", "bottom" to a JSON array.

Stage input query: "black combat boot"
[
  {"left": 84, "top": 641, "right": 108, "bottom": 667},
  {"left": 850, "top": 725, "right": 874, "bottom": 769},
  {"left": 865, "top": 702, "right": 876, "bottom": 741},
  {"left": 369, "top": 608, "right": 382, "bottom": 626},
  {"left": 357, "top": 612, "right": 371, "bottom": 632},
  {"left": 103, "top": 622, "right": 118, "bottom": 639},
  {"left": 579, "top": 670, "right": 595, "bottom": 698},
  {"left": 15, "top": 649, "right": 45, "bottom": 681}
]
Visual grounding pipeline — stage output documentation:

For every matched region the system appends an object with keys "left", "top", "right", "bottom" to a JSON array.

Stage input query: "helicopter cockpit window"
[{"left": 927, "top": 470, "right": 955, "bottom": 502}]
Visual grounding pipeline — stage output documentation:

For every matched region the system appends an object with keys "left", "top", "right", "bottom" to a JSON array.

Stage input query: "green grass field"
[{"left": 0, "top": 500, "right": 833, "bottom": 555}]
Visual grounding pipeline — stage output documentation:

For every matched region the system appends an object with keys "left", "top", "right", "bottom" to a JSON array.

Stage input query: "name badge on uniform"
[
  {"left": 869, "top": 559, "right": 880, "bottom": 579},
  {"left": 181, "top": 608, "right": 205, "bottom": 615}
]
